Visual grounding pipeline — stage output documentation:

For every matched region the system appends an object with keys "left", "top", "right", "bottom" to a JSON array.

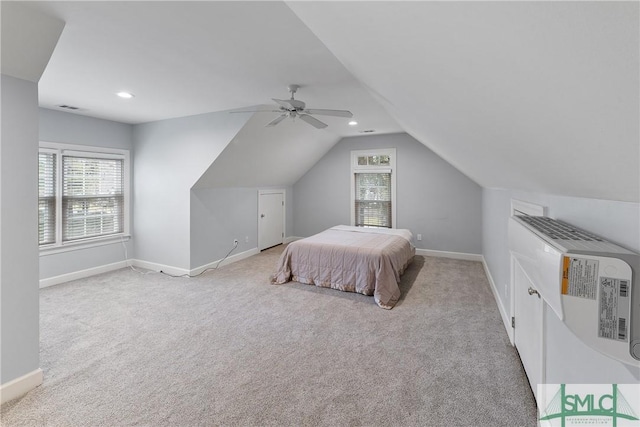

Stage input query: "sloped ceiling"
[
  {"left": 288, "top": 1, "right": 640, "bottom": 203},
  {"left": 29, "top": 1, "right": 402, "bottom": 191},
  {"left": 193, "top": 110, "right": 340, "bottom": 189},
  {"left": 9, "top": 1, "right": 638, "bottom": 202},
  {"left": 0, "top": 2, "right": 64, "bottom": 82}
]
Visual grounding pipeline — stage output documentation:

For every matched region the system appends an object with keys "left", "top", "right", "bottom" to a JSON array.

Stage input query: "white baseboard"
[
  {"left": 190, "top": 248, "right": 259, "bottom": 276},
  {"left": 40, "top": 260, "right": 128, "bottom": 288},
  {"left": 39, "top": 247, "right": 263, "bottom": 286},
  {"left": 132, "top": 248, "right": 260, "bottom": 277},
  {"left": 482, "top": 256, "right": 513, "bottom": 344},
  {"left": 1, "top": 368, "right": 43, "bottom": 404},
  {"left": 129, "top": 259, "right": 190, "bottom": 277},
  {"left": 284, "top": 236, "right": 301, "bottom": 244},
  {"left": 415, "top": 248, "right": 483, "bottom": 262}
]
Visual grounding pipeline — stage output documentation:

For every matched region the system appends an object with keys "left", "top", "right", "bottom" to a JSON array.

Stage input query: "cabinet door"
[{"left": 513, "top": 257, "right": 545, "bottom": 400}]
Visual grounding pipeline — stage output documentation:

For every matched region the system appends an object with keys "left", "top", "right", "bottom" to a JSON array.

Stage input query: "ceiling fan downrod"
[{"left": 288, "top": 84, "right": 299, "bottom": 99}]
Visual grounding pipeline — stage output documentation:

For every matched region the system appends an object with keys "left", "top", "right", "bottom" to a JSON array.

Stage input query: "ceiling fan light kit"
[{"left": 233, "top": 84, "right": 353, "bottom": 129}]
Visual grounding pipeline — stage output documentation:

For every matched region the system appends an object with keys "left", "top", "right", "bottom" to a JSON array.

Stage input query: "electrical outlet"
[
  {"left": 417, "top": 234, "right": 422, "bottom": 241},
  {"left": 245, "top": 236, "right": 249, "bottom": 243},
  {"left": 233, "top": 239, "right": 238, "bottom": 245}
]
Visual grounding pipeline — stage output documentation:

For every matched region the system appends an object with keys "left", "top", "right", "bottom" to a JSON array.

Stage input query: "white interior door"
[
  {"left": 513, "top": 257, "right": 545, "bottom": 400},
  {"left": 258, "top": 191, "right": 284, "bottom": 251}
]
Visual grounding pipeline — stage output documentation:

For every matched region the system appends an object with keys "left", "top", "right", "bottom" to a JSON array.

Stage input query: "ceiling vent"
[
  {"left": 360, "top": 129, "right": 376, "bottom": 133},
  {"left": 57, "top": 105, "right": 80, "bottom": 110}
]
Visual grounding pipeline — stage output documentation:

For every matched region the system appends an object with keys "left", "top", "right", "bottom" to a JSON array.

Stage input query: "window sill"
[{"left": 39, "top": 235, "right": 131, "bottom": 257}]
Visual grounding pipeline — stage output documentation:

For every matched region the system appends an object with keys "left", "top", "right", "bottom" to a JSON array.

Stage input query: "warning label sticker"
[
  {"left": 598, "top": 277, "right": 630, "bottom": 342},
  {"left": 561, "top": 257, "right": 598, "bottom": 300}
]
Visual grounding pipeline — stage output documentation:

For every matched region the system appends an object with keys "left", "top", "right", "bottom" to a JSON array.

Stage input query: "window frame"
[
  {"left": 350, "top": 148, "right": 397, "bottom": 229},
  {"left": 38, "top": 148, "right": 58, "bottom": 246},
  {"left": 39, "top": 141, "right": 131, "bottom": 254}
]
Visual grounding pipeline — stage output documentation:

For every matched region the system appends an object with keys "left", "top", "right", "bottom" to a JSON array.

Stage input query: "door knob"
[
  {"left": 527, "top": 287, "right": 540, "bottom": 297},
  {"left": 260, "top": 214, "right": 265, "bottom": 218}
]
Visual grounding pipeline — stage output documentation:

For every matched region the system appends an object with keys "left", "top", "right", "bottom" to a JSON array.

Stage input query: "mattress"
[{"left": 270, "top": 225, "right": 415, "bottom": 309}]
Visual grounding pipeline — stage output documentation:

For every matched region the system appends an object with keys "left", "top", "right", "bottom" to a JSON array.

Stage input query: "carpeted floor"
[{"left": 1, "top": 246, "right": 537, "bottom": 426}]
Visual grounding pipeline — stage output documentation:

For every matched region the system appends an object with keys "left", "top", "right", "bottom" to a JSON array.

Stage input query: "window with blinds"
[
  {"left": 38, "top": 152, "right": 57, "bottom": 245},
  {"left": 354, "top": 172, "right": 392, "bottom": 228},
  {"left": 38, "top": 143, "right": 129, "bottom": 248},
  {"left": 62, "top": 156, "right": 124, "bottom": 241},
  {"left": 350, "top": 148, "right": 396, "bottom": 229}
]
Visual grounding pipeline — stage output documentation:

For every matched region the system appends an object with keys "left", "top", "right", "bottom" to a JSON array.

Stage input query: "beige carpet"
[{"left": 1, "top": 246, "right": 537, "bottom": 426}]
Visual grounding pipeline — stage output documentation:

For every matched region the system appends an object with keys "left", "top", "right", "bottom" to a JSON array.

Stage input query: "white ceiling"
[
  {"left": 31, "top": 1, "right": 401, "bottom": 137},
  {"left": 4, "top": 1, "right": 638, "bottom": 202}
]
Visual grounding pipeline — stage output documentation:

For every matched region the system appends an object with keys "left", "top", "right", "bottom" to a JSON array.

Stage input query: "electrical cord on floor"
[
  {"left": 121, "top": 236, "right": 156, "bottom": 275},
  {"left": 159, "top": 241, "right": 238, "bottom": 278}
]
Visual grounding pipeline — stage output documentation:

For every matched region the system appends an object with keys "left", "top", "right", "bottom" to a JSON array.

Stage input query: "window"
[
  {"left": 39, "top": 142, "right": 129, "bottom": 248},
  {"left": 38, "top": 151, "right": 57, "bottom": 245},
  {"left": 351, "top": 148, "right": 396, "bottom": 228}
]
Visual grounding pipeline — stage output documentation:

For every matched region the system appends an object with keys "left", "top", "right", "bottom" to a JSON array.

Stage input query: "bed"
[{"left": 270, "top": 225, "right": 415, "bottom": 309}]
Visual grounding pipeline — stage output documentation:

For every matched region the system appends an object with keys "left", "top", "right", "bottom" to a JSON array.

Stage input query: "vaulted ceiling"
[
  {"left": 289, "top": 1, "right": 639, "bottom": 202},
  {"left": 2, "top": 1, "right": 638, "bottom": 202}
]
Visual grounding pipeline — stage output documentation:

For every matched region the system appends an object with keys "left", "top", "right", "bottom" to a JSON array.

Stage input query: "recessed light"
[
  {"left": 348, "top": 121, "right": 358, "bottom": 126},
  {"left": 116, "top": 91, "right": 135, "bottom": 99}
]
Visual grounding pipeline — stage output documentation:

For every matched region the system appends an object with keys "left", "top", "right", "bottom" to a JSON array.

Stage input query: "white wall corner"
[
  {"left": 190, "top": 247, "right": 259, "bottom": 276},
  {"left": 482, "top": 256, "right": 514, "bottom": 344},
  {"left": 130, "top": 259, "right": 189, "bottom": 277},
  {"left": 0, "top": 368, "right": 43, "bottom": 404}
]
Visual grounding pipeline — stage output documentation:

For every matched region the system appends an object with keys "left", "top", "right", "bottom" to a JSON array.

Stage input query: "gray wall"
[
  {"left": 39, "top": 108, "right": 133, "bottom": 150},
  {"left": 133, "top": 111, "right": 250, "bottom": 270},
  {"left": 190, "top": 186, "right": 293, "bottom": 269},
  {"left": 38, "top": 108, "right": 134, "bottom": 280},
  {"left": 1, "top": 75, "right": 40, "bottom": 383},
  {"left": 293, "top": 133, "right": 483, "bottom": 254}
]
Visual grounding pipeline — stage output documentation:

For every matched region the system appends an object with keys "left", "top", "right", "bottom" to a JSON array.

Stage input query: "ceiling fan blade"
[
  {"left": 265, "top": 114, "right": 288, "bottom": 127},
  {"left": 304, "top": 109, "right": 353, "bottom": 118},
  {"left": 299, "top": 114, "right": 328, "bottom": 129}
]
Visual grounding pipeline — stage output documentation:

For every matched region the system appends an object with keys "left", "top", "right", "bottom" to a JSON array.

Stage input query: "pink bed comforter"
[{"left": 270, "top": 226, "right": 415, "bottom": 309}]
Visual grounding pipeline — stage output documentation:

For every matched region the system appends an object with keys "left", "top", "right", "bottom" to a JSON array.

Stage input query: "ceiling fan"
[{"left": 234, "top": 84, "right": 353, "bottom": 129}]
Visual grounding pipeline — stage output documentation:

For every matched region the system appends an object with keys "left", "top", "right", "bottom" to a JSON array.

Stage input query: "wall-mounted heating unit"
[{"left": 509, "top": 215, "right": 639, "bottom": 366}]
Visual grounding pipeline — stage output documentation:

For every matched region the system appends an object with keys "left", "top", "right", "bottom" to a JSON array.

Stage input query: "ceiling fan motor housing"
[{"left": 283, "top": 99, "right": 306, "bottom": 111}]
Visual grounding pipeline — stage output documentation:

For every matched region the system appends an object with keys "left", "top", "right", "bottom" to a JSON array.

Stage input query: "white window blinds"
[
  {"left": 351, "top": 148, "right": 396, "bottom": 229},
  {"left": 62, "top": 156, "right": 124, "bottom": 241},
  {"left": 354, "top": 172, "right": 392, "bottom": 228},
  {"left": 38, "top": 152, "right": 57, "bottom": 245}
]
